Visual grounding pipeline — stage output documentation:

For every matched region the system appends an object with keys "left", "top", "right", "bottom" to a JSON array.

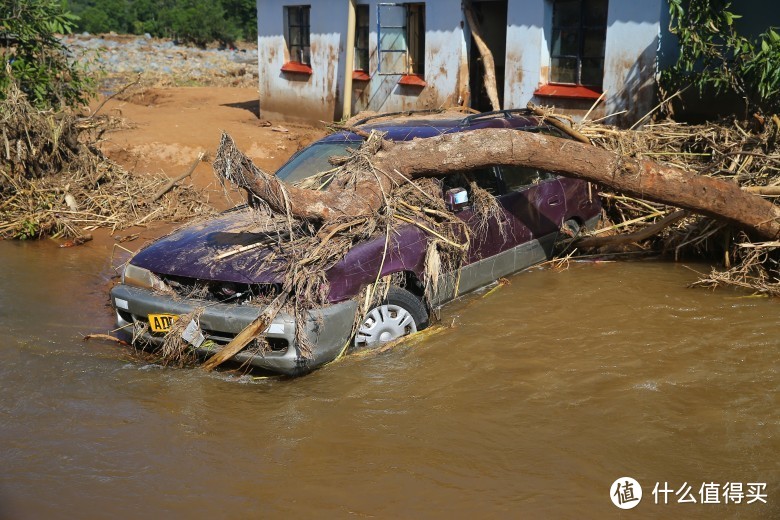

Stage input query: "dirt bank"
[{"left": 93, "top": 86, "right": 326, "bottom": 211}]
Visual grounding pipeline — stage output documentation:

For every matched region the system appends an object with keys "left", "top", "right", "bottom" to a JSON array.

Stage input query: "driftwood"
[
  {"left": 145, "top": 153, "right": 204, "bottom": 204},
  {"left": 201, "top": 292, "right": 287, "bottom": 371},
  {"left": 744, "top": 186, "right": 780, "bottom": 196},
  {"left": 527, "top": 102, "right": 591, "bottom": 144},
  {"left": 463, "top": 2, "right": 501, "bottom": 111},
  {"left": 83, "top": 333, "right": 129, "bottom": 346},
  {"left": 216, "top": 130, "right": 780, "bottom": 240},
  {"left": 575, "top": 210, "right": 687, "bottom": 249}
]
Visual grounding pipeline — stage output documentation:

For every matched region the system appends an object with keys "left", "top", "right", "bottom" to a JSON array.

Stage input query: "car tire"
[{"left": 353, "top": 287, "right": 429, "bottom": 348}]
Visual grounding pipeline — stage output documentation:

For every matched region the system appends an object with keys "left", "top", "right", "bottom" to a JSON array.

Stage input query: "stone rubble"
[{"left": 60, "top": 33, "right": 259, "bottom": 88}]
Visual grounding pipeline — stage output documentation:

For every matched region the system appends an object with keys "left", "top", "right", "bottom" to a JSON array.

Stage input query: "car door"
[
  {"left": 437, "top": 166, "right": 522, "bottom": 297},
  {"left": 496, "top": 165, "right": 566, "bottom": 267}
]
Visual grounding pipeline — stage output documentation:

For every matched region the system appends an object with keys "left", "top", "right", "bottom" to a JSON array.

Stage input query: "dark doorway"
[{"left": 468, "top": 0, "right": 508, "bottom": 112}]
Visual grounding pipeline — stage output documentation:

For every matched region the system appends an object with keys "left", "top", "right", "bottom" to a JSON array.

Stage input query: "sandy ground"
[{"left": 93, "top": 86, "right": 326, "bottom": 211}]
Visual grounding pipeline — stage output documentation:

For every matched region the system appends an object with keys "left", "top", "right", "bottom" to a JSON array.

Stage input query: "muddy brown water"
[{"left": 1, "top": 239, "right": 778, "bottom": 519}]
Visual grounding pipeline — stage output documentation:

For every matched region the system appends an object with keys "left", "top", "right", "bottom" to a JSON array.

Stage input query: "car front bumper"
[{"left": 109, "top": 284, "right": 358, "bottom": 376}]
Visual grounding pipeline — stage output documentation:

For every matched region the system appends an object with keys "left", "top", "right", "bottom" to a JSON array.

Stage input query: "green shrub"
[
  {"left": 660, "top": 0, "right": 780, "bottom": 115},
  {"left": 1, "top": 0, "right": 94, "bottom": 109}
]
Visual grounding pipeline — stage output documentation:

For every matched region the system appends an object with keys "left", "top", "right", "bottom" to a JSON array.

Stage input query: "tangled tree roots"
[{"left": 0, "top": 84, "right": 214, "bottom": 239}]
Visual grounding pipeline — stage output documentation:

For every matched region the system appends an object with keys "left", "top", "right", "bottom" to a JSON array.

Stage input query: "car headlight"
[{"left": 122, "top": 263, "right": 169, "bottom": 291}]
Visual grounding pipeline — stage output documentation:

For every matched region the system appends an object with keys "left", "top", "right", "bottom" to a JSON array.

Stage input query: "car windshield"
[{"left": 275, "top": 142, "right": 360, "bottom": 183}]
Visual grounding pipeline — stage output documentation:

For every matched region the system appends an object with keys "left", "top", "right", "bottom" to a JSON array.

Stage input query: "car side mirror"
[{"left": 445, "top": 187, "right": 469, "bottom": 212}]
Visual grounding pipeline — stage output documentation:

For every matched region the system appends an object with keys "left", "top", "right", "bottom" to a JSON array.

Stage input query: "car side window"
[
  {"left": 500, "top": 166, "right": 556, "bottom": 193},
  {"left": 440, "top": 167, "right": 500, "bottom": 196}
]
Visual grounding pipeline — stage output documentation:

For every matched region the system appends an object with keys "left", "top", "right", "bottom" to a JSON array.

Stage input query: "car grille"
[{"left": 158, "top": 274, "right": 282, "bottom": 305}]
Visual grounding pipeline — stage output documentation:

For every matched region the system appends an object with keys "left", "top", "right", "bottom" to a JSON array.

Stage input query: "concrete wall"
[
  {"left": 507, "top": 0, "right": 663, "bottom": 125},
  {"left": 504, "top": 0, "right": 547, "bottom": 109},
  {"left": 601, "top": 0, "right": 663, "bottom": 125},
  {"left": 258, "top": 0, "right": 464, "bottom": 121},
  {"left": 351, "top": 1, "right": 464, "bottom": 114},
  {"left": 258, "top": 0, "right": 668, "bottom": 126},
  {"left": 257, "top": 0, "right": 349, "bottom": 122}
]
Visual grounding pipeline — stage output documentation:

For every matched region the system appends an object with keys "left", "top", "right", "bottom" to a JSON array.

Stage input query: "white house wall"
[
  {"left": 504, "top": 0, "right": 547, "bottom": 109},
  {"left": 257, "top": 0, "right": 349, "bottom": 121},
  {"left": 257, "top": 0, "right": 664, "bottom": 126},
  {"left": 353, "top": 2, "right": 464, "bottom": 114},
  {"left": 507, "top": 0, "right": 662, "bottom": 124},
  {"left": 601, "top": 0, "right": 663, "bottom": 124}
]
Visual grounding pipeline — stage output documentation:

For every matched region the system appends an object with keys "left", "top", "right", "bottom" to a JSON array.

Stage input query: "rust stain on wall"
[
  {"left": 540, "top": 65, "right": 549, "bottom": 84},
  {"left": 608, "top": 46, "right": 656, "bottom": 127}
]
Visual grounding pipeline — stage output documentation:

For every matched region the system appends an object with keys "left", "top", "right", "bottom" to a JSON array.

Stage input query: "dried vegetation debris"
[
  {"left": 0, "top": 84, "right": 215, "bottom": 239},
  {"left": 574, "top": 114, "right": 780, "bottom": 295}
]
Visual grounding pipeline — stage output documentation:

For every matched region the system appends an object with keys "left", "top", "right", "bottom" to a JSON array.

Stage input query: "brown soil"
[
  {"left": 93, "top": 86, "right": 326, "bottom": 211},
  {"left": 75, "top": 86, "right": 325, "bottom": 247}
]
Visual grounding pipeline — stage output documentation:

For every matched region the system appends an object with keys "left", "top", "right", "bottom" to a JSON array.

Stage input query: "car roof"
[{"left": 319, "top": 109, "right": 560, "bottom": 143}]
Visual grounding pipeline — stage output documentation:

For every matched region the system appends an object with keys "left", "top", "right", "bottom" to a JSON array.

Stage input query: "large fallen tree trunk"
[{"left": 216, "top": 129, "right": 780, "bottom": 240}]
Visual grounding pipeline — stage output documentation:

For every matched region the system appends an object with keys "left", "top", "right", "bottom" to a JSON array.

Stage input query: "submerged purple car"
[{"left": 110, "top": 110, "right": 601, "bottom": 375}]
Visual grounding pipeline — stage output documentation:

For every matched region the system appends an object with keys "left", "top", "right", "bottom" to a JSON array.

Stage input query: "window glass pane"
[
  {"left": 583, "top": 29, "right": 605, "bottom": 57},
  {"left": 289, "top": 26, "right": 301, "bottom": 46},
  {"left": 379, "top": 4, "right": 406, "bottom": 27},
  {"left": 355, "top": 52, "right": 369, "bottom": 71},
  {"left": 553, "top": 0, "right": 580, "bottom": 26},
  {"left": 501, "top": 166, "right": 554, "bottom": 192},
  {"left": 551, "top": 29, "right": 561, "bottom": 55},
  {"left": 286, "top": 6, "right": 310, "bottom": 64},
  {"left": 379, "top": 27, "right": 407, "bottom": 51},
  {"left": 469, "top": 168, "right": 500, "bottom": 195},
  {"left": 583, "top": 0, "right": 607, "bottom": 25},
  {"left": 551, "top": 57, "right": 577, "bottom": 83},
  {"left": 407, "top": 3, "right": 425, "bottom": 75},
  {"left": 354, "top": 6, "right": 369, "bottom": 70},
  {"left": 441, "top": 169, "right": 499, "bottom": 196},
  {"left": 356, "top": 27, "right": 369, "bottom": 48},
  {"left": 580, "top": 58, "right": 603, "bottom": 86},
  {"left": 357, "top": 5, "right": 369, "bottom": 26},
  {"left": 276, "top": 143, "right": 357, "bottom": 183},
  {"left": 552, "top": 28, "right": 579, "bottom": 56}
]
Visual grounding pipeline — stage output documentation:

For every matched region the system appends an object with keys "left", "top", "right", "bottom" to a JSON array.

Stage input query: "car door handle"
[{"left": 547, "top": 196, "right": 561, "bottom": 206}]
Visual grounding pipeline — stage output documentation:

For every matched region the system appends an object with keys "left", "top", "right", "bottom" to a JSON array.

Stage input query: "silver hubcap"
[{"left": 354, "top": 304, "right": 417, "bottom": 348}]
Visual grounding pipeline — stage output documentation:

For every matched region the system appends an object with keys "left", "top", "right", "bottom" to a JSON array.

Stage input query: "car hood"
[{"left": 130, "top": 208, "right": 286, "bottom": 284}]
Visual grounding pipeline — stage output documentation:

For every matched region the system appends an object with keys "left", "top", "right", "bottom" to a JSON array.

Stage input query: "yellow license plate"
[{"left": 148, "top": 313, "right": 179, "bottom": 333}]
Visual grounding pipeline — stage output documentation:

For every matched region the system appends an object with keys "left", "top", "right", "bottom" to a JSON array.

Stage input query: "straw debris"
[
  {"left": 570, "top": 111, "right": 780, "bottom": 294},
  {"left": 0, "top": 83, "right": 214, "bottom": 239}
]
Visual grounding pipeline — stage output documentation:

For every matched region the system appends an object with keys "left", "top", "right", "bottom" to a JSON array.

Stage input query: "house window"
[
  {"left": 354, "top": 5, "right": 370, "bottom": 71},
  {"left": 550, "top": 0, "right": 607, "bottom": 86},
  {"left": 377, "top": 3, "right": 425, "bottom": 76},
  {"left": 285, "top": 5, "right": 311, "bottom": 65}
]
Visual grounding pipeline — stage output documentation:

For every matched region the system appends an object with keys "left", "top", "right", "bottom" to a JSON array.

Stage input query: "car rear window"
[{"left": 275, "top": 142, "right": 359, "bottom": 183}]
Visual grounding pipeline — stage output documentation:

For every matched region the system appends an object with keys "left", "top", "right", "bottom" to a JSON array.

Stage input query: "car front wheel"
[{"left": 354, "top": 287, "right": 429, "bottom": 348}]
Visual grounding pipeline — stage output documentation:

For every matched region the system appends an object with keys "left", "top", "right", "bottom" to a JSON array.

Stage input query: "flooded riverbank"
[{"left": 1, "top": 240, "right": 777, "bottom": 518}]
